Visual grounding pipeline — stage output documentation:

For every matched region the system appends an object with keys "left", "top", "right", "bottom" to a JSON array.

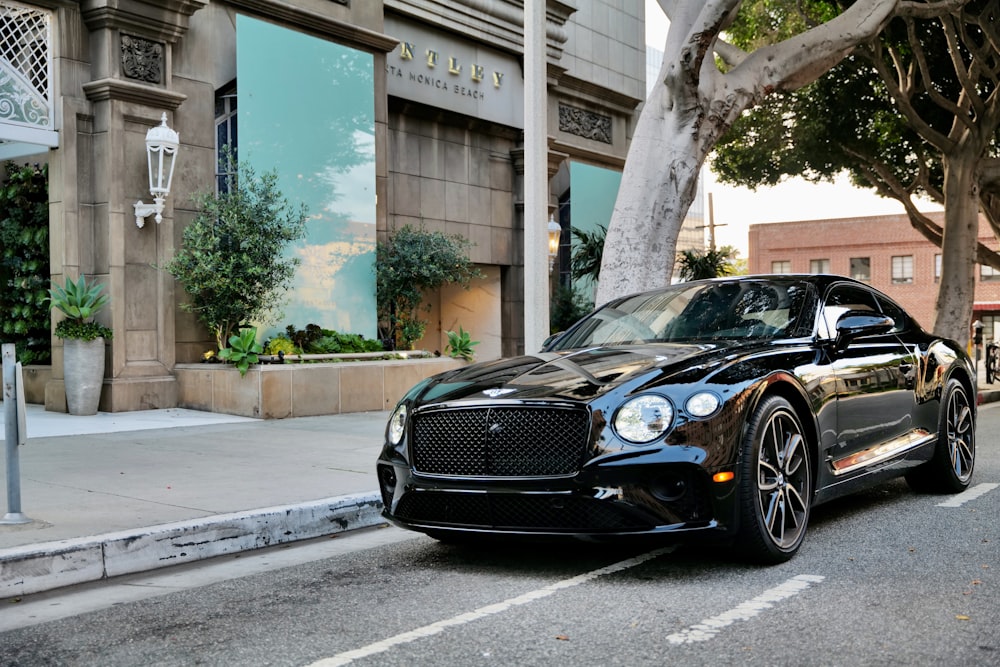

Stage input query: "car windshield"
[{"left": 550, "top": 279, "right": 818, "bottom": 350}]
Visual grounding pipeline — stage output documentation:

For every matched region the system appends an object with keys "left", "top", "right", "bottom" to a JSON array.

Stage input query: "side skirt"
[{"left": 829, "top": 429, "right": 935, "bottom": 477}]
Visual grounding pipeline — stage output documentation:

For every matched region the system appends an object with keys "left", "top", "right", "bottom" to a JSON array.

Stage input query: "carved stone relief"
[
  {"left": 558, "top": 104, "right": 612, "bottom": 144},
  {"left": 121, "top": 34, "right": 163, "bottom": 84}
]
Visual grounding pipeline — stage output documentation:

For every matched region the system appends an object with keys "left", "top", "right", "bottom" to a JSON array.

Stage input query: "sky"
[{"left": 642, "top": 0, "right": 939, "bottom": 256}]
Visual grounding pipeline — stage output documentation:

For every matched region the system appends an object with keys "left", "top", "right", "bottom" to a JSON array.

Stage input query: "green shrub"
[
  {"left": 445, "top": 326, "right": 479, "bottom": 361},
  {"left": 47, "top": 274, "right": 113, "bottom": 341},
  {"left": 0, "top": 163, "right": 50, "bottom": 364},
  {"left": 376, "top": 225, "right": 482, "bottom": 349},
  {"left": 282, "top": 324, "right": 383, "bottom": 354},
  {"left": 264, "top": 335, "right": 298, "bottom": 356},
  {"left": 164, "top": 150, "right": 308, "bottom": 350},
  {"left": 217, "top": 327, "right": 262, "bottom": 376}
]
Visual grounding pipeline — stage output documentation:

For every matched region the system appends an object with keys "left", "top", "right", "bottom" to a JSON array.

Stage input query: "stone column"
[{"left": 45, "top": 0, "right": 205, "bottom": 413}]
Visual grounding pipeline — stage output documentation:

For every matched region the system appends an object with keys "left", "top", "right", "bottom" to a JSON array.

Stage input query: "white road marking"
[
  {"left": 306, "top": 546, "right": 674, "bottom": 667},
  {"left": 666, "top": 574, "right": 826, "bottom": 645},
  {"left": 936, "top": 482, "right": 999, "bottom": 508}
]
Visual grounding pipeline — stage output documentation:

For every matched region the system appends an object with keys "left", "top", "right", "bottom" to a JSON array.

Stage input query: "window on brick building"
[
  {"left": 771, "top": 260, "right": 791, "bottom": 274},
  {"left": 983, "top": 315, "right": 999, "bottom": 344},
  {"left": 850, "top": 257, "right": 870, "bottom": 282},
  {"left": 891, "top": 255, "right": 913, "bottom": 284},
  {"left": 810, "top": 258, "right": 830, "bottom": 274},
  {"left": 934, "top": 254, "right": 941, "bottom": 283},
  {"left": 980, "top": 264, "right": 1000, "bottom": 282}
]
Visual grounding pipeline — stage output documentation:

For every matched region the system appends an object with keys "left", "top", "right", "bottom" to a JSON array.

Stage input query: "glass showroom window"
[
  {"left": 215, "top": 81, "right": 237, "bottom": 193},
  {"left": 891, "top": 255, "right": 914, "bottom": 284},
  {"left": 850, "top": 257, "right": 870, "bottom": 282}
]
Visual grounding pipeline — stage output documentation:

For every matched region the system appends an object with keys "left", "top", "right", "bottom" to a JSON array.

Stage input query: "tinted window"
[{"left": 551, "top": 279, "right": 817, "bottom": 350}]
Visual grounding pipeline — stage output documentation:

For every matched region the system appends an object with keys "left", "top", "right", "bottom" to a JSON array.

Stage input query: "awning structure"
[
  {"left": 0, "top": 1, "right": 56, "bottom": 160},
  {"left": 973, "top": 303, "right": 1000, "bottom": 311}
]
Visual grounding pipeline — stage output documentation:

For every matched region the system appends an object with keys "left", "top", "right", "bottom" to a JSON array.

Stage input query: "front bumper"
[{"left": 376, "top": 446, "right": 739, "bottom": 540}]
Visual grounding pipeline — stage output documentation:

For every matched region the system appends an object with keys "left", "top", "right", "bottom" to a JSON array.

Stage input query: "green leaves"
[
  {"left": 164, "top": 150, "right": 308, "bottom": 349},
  {"left": 676, "top": 247, "right": 739, "bottom": 281},
  {"left": 376, "top": 225, "right": 483, "bottom": 349},
  {"left": 217, "top": 327, "right": 263, "bottom": 376},
  {"left": 0, "top": 162, "right": 51, "bottom": 363},
  {"left": 47, "top": 274, "right": 110, "bottom": 322},
  {"left": 46, "top": 274, "right": 113, "bottom": 341},
  {"left": 570, "top": 224, "right": 607, "bottom": 283},
  {"left": 445, "top": 326, "right": 479, "bottom": 361}
]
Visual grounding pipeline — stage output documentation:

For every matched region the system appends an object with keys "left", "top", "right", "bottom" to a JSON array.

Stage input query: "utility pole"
[{"left": 698, "top": 192, "right": 727, "bottom": 252}]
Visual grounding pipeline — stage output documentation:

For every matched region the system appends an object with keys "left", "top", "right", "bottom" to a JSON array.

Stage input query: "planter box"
[{"left": 175, "top": 357, "right": 465, "bottom": 419}]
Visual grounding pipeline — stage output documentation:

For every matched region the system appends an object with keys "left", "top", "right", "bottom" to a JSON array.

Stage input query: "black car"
[{"left": 376, "top": 275, "right": 976, "bottom": 562}]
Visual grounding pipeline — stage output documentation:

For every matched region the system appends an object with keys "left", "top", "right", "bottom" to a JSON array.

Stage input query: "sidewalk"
[{"left": 1, "top": 404, "right": 390, "bottom": 598}]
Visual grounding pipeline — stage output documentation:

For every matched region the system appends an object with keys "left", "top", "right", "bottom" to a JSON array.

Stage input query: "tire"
[
  {"left": 906, "top": 379, "right": 975, "bottom": 494},
  {"left": 734, "top": 396, "right": 811, "bottom": 564}
]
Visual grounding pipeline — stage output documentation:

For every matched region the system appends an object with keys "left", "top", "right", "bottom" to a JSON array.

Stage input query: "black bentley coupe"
[{"left": 376, "top": 275, "right": 976, "bottom": 562}]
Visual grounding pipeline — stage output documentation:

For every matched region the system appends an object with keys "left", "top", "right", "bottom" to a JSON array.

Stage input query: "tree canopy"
[
  {"left": 596, "top": 0, "right": 957, "bottom": 307},
  {"left": 713, "top": 0, "right": 1000, "bottom": 342}
]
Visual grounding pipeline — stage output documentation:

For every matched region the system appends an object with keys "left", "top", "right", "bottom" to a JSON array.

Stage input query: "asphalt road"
[{"left": 2, "top": 404, "right": 998, "bottom": 667}]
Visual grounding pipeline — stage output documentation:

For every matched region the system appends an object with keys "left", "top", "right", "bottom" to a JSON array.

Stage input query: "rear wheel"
[
  {"left": 734, "top": 396, "right": 811, "bottom": 564},
  {"left": 906, "top": 379, "right": 975, "bottom": 493}
]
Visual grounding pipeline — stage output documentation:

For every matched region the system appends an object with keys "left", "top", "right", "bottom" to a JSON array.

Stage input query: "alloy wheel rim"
[
  {"left": 947, "top": 388, "right": 974, "bottom": 483},
  {"left": 756, "top": 409, "right": 810, "bottom": 549}
]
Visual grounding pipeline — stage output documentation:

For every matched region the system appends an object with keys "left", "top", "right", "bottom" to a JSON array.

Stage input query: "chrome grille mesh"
[{"left": 412, "top": 407, "right": 590, "bottom": 477}]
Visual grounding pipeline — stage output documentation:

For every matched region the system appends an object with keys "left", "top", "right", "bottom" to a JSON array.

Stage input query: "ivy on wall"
[{"left": 0, "top": 162, "right": 50, "bottom": 365}]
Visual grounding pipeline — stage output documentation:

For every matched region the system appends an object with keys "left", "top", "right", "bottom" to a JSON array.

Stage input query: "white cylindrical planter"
[{"left": 62, "top": 337, "right": 106, "bottom": 416}]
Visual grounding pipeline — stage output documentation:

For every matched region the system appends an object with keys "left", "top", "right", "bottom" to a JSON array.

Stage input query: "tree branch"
[{"left": 897, "top": 0, "right": 968, "bottom": 19}]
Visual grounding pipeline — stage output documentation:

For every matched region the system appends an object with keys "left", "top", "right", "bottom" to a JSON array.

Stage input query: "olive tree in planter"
[
  {"left": 47, "top": 275, "right": 113, "bottom": 415},
  {"left": 165, "top": 154, "right": 307, "bottom": 362},
  {"left": 376, "top": 225, "right": 482, "bottom": 350}
]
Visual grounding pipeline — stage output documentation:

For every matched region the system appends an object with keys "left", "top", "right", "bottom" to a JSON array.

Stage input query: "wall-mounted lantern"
[
  {"left": 134, "top": 112, "right": 179, "bottom": 228},
  {"left": 547, "top": 214, "right": 562, "bottom": 272}
]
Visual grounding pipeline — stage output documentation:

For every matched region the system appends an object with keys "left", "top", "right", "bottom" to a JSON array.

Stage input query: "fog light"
[
  {"left": 651, "top": 473, "right": 687, "bottom": 502},
  {"left": 378, "top": 466, "right": 397, "bottom": 508}
]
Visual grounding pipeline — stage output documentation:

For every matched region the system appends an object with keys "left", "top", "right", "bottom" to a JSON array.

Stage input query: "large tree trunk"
[
  {"left": 934, "top": 154, "right": 980, "bottom": 346},
  {"left": 596, "top": 98, "right": 716, "bottom": 300},
  {"left": 595, "top": 0, "right": 902, "bottom": 306}
]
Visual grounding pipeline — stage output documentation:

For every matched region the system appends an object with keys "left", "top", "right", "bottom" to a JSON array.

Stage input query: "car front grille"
[
  {"left": 411, "top": 406, "right": 590, "bottom": 477},
  {"left": 393, "top": 491, "right": 651, "bottom": 532}
]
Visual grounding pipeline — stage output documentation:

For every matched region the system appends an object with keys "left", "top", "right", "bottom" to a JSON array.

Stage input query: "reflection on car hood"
[{"left": 415, "top": 343, "right": 748, "bottom": 404}]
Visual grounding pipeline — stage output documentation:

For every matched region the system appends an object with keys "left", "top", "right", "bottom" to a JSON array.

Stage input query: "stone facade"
[{"left": 4, "top": 0, "right": 643, "bottom": 412}]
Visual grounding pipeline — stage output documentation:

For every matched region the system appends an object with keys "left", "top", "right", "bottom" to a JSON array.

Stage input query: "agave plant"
[{"left": 47, "top": 275, "right": 113, "bottom": 341}]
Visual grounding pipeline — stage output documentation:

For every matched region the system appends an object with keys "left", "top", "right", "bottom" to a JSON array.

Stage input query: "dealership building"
[{"left": 1, "top": 0, "right": 647, "bottom": 412}]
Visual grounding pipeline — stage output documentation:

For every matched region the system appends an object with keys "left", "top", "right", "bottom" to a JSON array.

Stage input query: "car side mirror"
[{"left": 834, "top": 310, "right": 895, "bottom": 352}]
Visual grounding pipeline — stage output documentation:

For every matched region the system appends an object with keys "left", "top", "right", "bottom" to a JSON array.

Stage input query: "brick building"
[{"left": 748, "top": 212, "right": 1000, "bottom": 341}]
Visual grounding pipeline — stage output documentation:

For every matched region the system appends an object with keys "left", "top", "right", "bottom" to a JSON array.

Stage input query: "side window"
[
  {"left": 819, "top": 285, "right": 879, "bottom": 339},
  {"left": 874, "top": 294, "right": 909, "bottom": 334}
]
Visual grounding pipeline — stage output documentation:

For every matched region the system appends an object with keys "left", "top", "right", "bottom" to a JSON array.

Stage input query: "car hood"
[{"left": 411, "top": 343, "right": 751, "bottom": 404}]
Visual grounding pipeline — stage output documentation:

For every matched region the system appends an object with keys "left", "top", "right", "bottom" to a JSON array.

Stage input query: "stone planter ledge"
[{"left": 175, "top": 356, "right": 466, "bottom": 419}]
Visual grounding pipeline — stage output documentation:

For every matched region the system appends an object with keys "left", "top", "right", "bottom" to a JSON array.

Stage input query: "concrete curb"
[{"left": 0, "top": 492, "right": 385, "bottom": 598}]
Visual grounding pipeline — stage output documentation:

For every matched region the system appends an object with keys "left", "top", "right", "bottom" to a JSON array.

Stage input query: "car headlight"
[
  {"left": 686, "top": 392, "right": 721, "bottom": 418},
  {"left": 387, "top": 404, "right": 407, "bottom": 445},
  {"left": 614, "top": 395, "right": 673, "bottom": 443}
]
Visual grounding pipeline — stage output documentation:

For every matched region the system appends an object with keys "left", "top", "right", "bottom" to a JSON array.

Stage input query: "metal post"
[
  {"left": 2, "top": 343, "right": 31, "bottom": 524},
  {"left": 523, "top": 0, "right": 549, "bottom": 353}
]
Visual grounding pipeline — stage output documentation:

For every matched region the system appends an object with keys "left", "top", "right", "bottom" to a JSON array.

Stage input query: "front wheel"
[
  {"left": 906, "top": 379, "right": 975, "bottom": 494},
  {"left": 734, "top": 396, "right": 811, "bottom": 564}
]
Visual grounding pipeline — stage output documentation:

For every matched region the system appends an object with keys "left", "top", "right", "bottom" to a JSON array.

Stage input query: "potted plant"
[{"left": 47, "top": 274, "right": 113, "bottom": 415}]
